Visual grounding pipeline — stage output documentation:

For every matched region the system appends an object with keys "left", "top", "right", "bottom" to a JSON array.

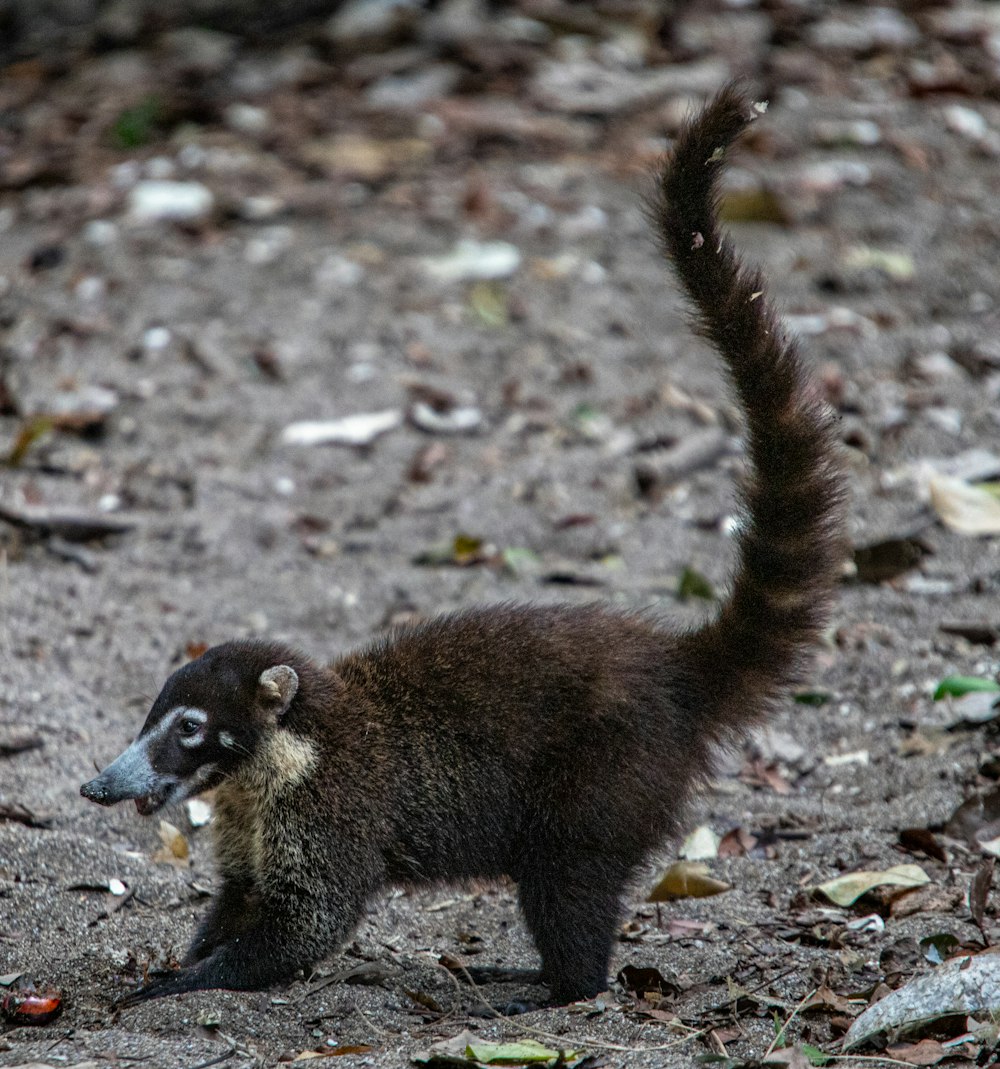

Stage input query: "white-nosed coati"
[{"left": 81, "top": 86, "right": 845, "bottom": 1007}]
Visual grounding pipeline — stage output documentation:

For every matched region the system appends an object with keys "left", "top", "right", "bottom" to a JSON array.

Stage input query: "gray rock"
[
  {"left": 531, "top": 57, "right": 728, "bottom": 116},
  {"left": 160, "top": 26, "right": 238, "bottom": 77},
  {"left": 324, "top": 0, "right": 425, "bottom": 46}
]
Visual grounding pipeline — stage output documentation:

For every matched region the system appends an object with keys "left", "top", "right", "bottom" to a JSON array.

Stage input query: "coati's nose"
[{"left": 81, "top": 777, "right": 111, "bottom": 805}]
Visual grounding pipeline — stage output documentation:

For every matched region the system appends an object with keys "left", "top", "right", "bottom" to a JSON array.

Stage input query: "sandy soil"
[{"left": 2, "top": 3, "right": 1000, "bottom": 1066}]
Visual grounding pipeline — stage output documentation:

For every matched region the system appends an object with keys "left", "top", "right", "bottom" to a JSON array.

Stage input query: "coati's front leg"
[
  {"left": 117, "top": 878, "right": 370, "bottom": 1006},
  {"left": 182, "top": 873, "right": 257, "bottom": 965}
]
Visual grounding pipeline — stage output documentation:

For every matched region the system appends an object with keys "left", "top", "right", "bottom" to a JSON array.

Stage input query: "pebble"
[
  {"left": 239, "top": 196, "right": 285, "bottom": 221},
  {"left": 421, "top": 239, "right": 521, "bottom": 282},
  {"left": 160, "top": 27, "right": 238, "bottom": 79},
  {"left": 82, "top": 219, "right": 118, "bottom": 246},
  {"left": 144, "top": 156, "right": 175, "bottom": 180},
  {"left": 244, "top": 226, "right": 295, "bottom": 266},
  {"left": 127, "top": 181, "right": 214, "bottom": 224},
  {"left": 325, "top": 0, "right": 422, "bottom": 46},
  {"left": 142, "top": 326, "right": 172, "bottom": 353},
  {"left": 74, "top": 276, "right": 106, "bottom": 303},
  {"left": 224, "top": 103, "right": 270, "bottom": 136},
  {"left": 532, "top": 57, "right": 727, "bottom": 115},
  {"left": 808, "top": 8, "right": 919, "bottom": 52},
  {"left": 814, "top": 119, "right": 882, "bottom": 147},
  {"left": 365, "top": 64, "right": 461, "bottom": 109},
  {"left": 316, "top": 254, "right": 365, "bottom": 290}
]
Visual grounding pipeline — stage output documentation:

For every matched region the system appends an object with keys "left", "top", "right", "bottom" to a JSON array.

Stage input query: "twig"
[
  {"left": 763, "top": 986, "right": 816, "bottom": 1061},
  {"left": 88, "top": 886, "right": 137, "bottom": 927},
  {"left": 183, "top": 1033, "right": 237, "bottom": 1069}
]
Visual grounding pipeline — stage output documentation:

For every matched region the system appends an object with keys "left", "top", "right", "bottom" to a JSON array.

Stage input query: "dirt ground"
[{"left": 3, "top": 3, "right": 1000, "bottom": 1067}]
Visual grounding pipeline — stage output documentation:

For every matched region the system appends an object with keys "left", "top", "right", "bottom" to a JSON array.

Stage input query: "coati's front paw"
[{"left": 112, "top": 975, "right": 176, "bottom": 1008}]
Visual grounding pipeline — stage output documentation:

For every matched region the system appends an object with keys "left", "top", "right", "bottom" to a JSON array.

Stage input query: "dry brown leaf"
[
  {"left": 886, "top": 1039, "right": 953, "bottom": 1066},
  {"left": 152, "top": 820, "right": 190, "bottom": 867},
  {"left": 647, "top": 861, "right": 731, "bottom": 902}
]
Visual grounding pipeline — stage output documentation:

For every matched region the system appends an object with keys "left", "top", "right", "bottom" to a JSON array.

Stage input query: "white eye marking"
[
  {"left": 175, "top": 706, "right": 208, "bottom": 747},
  {"left": 219, "top": 731, "right": 236, "bottom": 750}
]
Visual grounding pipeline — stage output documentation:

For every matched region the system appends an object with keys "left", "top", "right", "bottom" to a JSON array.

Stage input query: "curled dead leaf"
[{"left": 647, "top": 860, "right": 731, "bottom": 902}]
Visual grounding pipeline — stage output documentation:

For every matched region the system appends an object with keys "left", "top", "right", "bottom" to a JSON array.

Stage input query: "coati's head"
[{"left": 80, "top": 641, "right": 303, "bottom": 815}]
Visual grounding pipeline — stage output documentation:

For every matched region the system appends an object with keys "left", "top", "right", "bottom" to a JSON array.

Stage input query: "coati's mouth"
[{"left": 134, "top": 789, "right": 168, "bottom": 816}]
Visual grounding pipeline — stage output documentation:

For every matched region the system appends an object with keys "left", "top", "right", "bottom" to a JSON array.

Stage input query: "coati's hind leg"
[{"left": 517, "top": 854, "right": 629, "bottom": 1004}]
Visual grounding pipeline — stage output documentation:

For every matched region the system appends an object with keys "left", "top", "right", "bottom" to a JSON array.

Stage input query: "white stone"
[{"left": 127, "top": 180, "right": 214, "bottom": 224}]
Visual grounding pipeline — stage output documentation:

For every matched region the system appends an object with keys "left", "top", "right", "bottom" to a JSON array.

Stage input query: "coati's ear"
[{"left": 257, "top": 665, "right": 299, "bottom": 718}]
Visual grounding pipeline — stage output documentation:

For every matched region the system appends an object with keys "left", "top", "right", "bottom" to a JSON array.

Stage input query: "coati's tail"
[{"left": 653, "top": 84, "right": 846, "bottom": 735}]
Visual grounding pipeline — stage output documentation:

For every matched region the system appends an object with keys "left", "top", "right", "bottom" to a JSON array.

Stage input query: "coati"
[{"left": 81, "top": 85, "right": 845, "bottom": 1007}]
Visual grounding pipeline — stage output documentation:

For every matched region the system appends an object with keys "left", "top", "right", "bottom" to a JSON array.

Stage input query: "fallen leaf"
[
  {"left": 929, "top": 475, "right": 1000, "bottom": 535},
  {"left": 763, "top": 1048, "right": 819, "bottom": 1068},
  {"left": 853, "top": 536, "right": 930, "bottom": 582},
  {"left": 933, "top": 675, "right": 1000, "bottom": 701},
  {"left": 466, "top": 1040, "right": 579, "bottom": 1064},
  {"left": 898, "top": 828, "right": 947, "bottom": 863},
  {"left": 814, "top": 864, "right": 930, "bottom": 907},
  {"left": 616, "top": 965, "right": 681, "bottom": 997},
  {"left": 718, "top": 827, "right": 758, "bottom": 858},
  {"left": 647, "top": 861, "right": 731, "bottom": 902},
  {"left": 152, "top": 820, "right": 190, "bottom": 867},
  {"left": 719, "top": 187, "right": 789, "bottom": 224},
  {"left": 677, "top": 565, "right": 716, "bottom": 602},
  {"left": 844, "top": 953, "right": 1000, "bottom": 1049},
  {"left": 5, "top": 415, "right": 53, "bottom": 465},
  {"left": 843, "top": 245, "right": 915, "bottom": 280},
  {"left": 679, "top": 824, "right": 720, "bottom": 860},
  {"left": 945, "top": 786, "right": 1000, "bottom": 845},
  {"left": 920, "top": 933, "right": 961, "bottom": 966},
  {"left": 469, "top": 281, "right": 509, "bottom": 327},
  {"left": 800, "top": 985, "right": 859, "bottom": 1016},
  {"left": 888, "top": 1040, "right": 957, "bottom": 1066}
]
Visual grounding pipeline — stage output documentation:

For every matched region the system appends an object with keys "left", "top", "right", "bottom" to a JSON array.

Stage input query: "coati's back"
[{"left": 335, "top": 604, "right": 696, "bottom": 880}]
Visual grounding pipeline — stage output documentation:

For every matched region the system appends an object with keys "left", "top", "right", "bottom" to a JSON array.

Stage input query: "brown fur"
[{"left": 86, "top": 86, "right": 846, "bottom": 1008}]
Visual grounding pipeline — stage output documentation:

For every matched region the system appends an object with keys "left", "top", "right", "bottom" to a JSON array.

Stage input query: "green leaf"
[
  {"left": 468, "top": 281, "right": 509, "bottom": 328},
  {"left": 501, "top": 547, "right": 540, "bottom": 576},
  {"left": 112, "top": 95, "right": 163, "bottom": 149},
  {"left": 933, "top": 676, "right": 1000, "bottom": 700},
  {"left": 794, "top": 690, "right": 830, "bottom": 706},
  {"left": 801, "top": 1044, "right": 831, "bottom": 1066},
  {"left": 5, "top": 414, "right": 53, "bottom": 466},
  {"left": 677, "top": 566, "right": 715, "bottom": 602},
  {"left": 465, "top": 1039, "right": 578, "bottom": 1064}
]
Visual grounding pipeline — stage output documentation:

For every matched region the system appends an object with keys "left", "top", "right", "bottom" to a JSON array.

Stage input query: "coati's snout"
[
  {"left": 81, "top": 646, "right": 301, "bottom": 816},
  {"left": 80, "top": 739, "right": 176, "bottom": 812}
]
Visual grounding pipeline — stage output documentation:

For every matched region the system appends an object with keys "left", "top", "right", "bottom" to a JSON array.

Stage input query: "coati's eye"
[{"left": 179, "top": 717, "right": 201, "bottom": 736}]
